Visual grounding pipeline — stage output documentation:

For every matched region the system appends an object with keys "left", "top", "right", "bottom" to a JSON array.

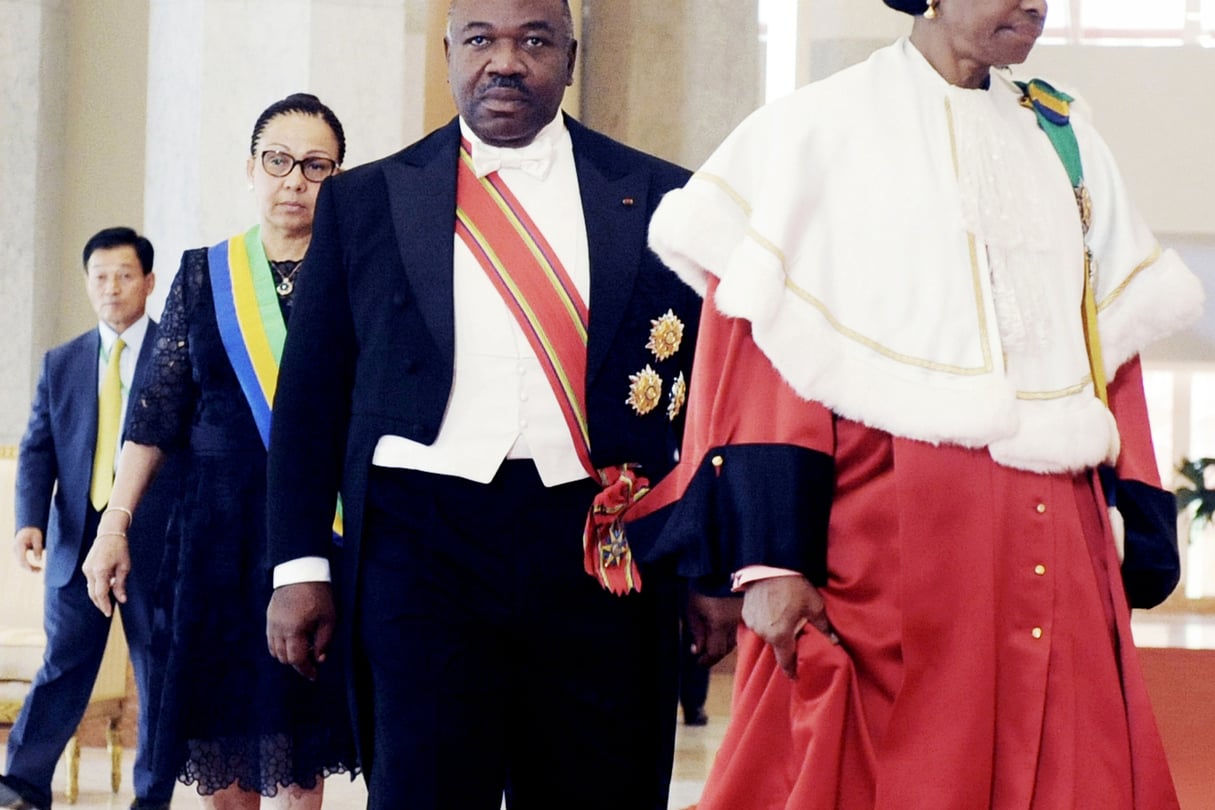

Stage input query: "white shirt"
[{"left": 98, "top": 314, "right": 150, "bottom": 469}]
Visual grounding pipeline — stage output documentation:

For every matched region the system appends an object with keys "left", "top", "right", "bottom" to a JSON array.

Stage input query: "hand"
[
  {"left": 81, "top": 532, "right": 131, "bottom": 617},
  {"left": 267, "top": 582, "right": 336, "bottom": 681},
  {"left": 13, "top": 527, "right": 45, "bottom": 572},
  {"left": 741, "top": 575, "right": 833, "bottom": 680},
  {"left": 686, "top": 591, "right": 743, "bottom": 667}
]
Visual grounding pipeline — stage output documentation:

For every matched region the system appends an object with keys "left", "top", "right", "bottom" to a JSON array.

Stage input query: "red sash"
[{"left": 455, "top": 140, "right": 646, "bottom": 594}]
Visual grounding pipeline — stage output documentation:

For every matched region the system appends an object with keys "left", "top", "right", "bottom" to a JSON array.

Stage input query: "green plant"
[{"left": 1177, "top": 457, "right": 1215, "bottom": 525}]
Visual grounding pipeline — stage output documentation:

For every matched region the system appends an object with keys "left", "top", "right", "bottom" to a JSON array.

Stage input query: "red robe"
[{"left": 668, "top": 280, "right": 1179, "bottom": 810}]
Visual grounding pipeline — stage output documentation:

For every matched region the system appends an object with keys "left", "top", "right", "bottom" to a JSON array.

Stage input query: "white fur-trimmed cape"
[{"left": 650, "top": 39, "right": 1203, "bottom": 473}]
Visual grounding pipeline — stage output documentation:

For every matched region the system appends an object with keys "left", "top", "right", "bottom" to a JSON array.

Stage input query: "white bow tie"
[{"left": 471, "top": 139, "right": 556, "bottom": 180}]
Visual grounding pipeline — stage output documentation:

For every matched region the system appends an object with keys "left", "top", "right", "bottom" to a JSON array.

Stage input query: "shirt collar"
[
  {"left": 459, "top": 113, "right": 570, "bottom": 180},
  {"left": 98, "top": 313, "right": 150, "bottom": 357}
]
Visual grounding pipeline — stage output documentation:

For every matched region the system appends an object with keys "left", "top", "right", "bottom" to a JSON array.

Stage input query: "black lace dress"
[{"left": 128, "top": 247, "right": 356, "bottom": 796}]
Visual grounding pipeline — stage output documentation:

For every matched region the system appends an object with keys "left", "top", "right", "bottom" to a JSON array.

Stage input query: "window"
[
  {"left": 1143, "top": 367, "right": 1215, "bottom": 601},
  {"left": 1083, "top": 0, "right": 1186, "bottom": 41},
  {"left": 1043, "top": 1, "right": 1071, "bottom": 38},
  {"left": 1203, "top": 0, "right": 1215, "bottom": 43},
  {"left": 1042, "top": 0, "right": 1215, "bottom": 46},
  {"left": 758, "top": 0, "right": 797, "bottom": 103},
  {"left": 1192, "top": 372, "right": 1215, "bottom": 456},
  {"left": 1143, "top": 370, "right": 1175, "bottom": 486},
  {"left": 1144, "top": 369, "right": 1215, "bottom": 488}
]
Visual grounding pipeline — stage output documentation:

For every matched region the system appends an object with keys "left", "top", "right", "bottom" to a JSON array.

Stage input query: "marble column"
[
  {"left": 801, "top": 0, "right": 908, "bottom": 83},
  {"left": 0, "top": 0, "right": 69, "bottom": 444},
  {"left": 143, "top": 0, "right": 426, "bottom": 315},
  {"left": 579, "top": 0, "right": 761, "bottom": 170}
]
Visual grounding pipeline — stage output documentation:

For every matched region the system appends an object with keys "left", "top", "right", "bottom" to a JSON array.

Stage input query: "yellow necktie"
[{"left": 90, "top": 338, "right": 126, "bottom": 510}]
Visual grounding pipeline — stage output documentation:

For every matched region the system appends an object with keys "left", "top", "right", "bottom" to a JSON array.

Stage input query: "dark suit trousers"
[
  {"left": 357, "top": 461, "right": 679, "bottom": 810},
  {"left": 4, "top": 509, "right": 176, "bottom": 806}
]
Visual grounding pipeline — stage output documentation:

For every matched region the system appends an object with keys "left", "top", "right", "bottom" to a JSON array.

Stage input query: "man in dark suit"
[
  {"left": 0, "top": 228, "right": 177, "bottom": 810},
  {"left": 263, "top": 1, "right": 711, "bottom": 807}
]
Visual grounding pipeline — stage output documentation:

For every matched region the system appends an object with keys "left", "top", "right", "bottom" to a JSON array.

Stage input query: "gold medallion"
[
  {"left": 646, "top": 309, "right": 684, "bottom": 361},
  {"left": 1075, "top": 182, "right": 1093, "bottom": 235},
  {"left": 667, "top": 372, "right": 686, "bottom": 422},
  {"left": 626, "top": 365, "right": 663, "bottom": 416}
]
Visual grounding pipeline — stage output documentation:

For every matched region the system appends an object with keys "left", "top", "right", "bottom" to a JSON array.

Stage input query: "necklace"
[{"left": 270, "top": 260, "right": 303, "bottom": 297}]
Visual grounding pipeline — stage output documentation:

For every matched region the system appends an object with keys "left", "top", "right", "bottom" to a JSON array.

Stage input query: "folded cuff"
[{"left": 638, "top": 444, "right": 833, "bottom": 591}]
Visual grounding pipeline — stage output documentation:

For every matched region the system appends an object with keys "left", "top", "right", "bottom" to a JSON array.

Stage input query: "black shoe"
[
  {"left": 131, "top": 801, "right": 173, "bottom": 810},
  {"left": 0, "top": 780, "right": 45, "bottom": 810},
  {"left": 683, "top": 707, "right": 709, "bottom": 726}
]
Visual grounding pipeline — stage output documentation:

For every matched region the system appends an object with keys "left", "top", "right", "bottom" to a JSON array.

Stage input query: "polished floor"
[
  {"left": 0, "top": 674, "right": 731, "bottom": 809},
  {"left": 6, "top": 611, "right": 1213, "bottom": 809}
]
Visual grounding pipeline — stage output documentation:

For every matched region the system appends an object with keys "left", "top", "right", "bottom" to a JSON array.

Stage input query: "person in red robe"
[{"left": 642, "top": 1, "right": 1204, "bottom": 807}]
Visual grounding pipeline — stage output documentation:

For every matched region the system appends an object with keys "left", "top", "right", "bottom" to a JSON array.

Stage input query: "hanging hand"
[
  {"left": 686, "top": 591, "right": 743, "bottom": 667},
  {"left": 82, "top": 531, "right": 132, "bottom": 617},
  {"left": 13, "top": 527, "right": 45, "bottom": 572},
  {"left": 267, "top": 581, "right": 336, "bottom": 681}
]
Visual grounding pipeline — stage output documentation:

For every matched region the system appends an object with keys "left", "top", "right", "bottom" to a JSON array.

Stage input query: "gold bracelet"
[
  {"left": 103, "top": 506, "right": 134, "bottom": 526},
  {"left": 96, "top": 531, "right": 128, "bottom": 539}
]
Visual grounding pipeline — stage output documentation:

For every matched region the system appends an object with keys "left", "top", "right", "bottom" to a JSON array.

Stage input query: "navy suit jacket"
[
  {"left": 15, "top": 322, "right": 175, "bottom": 591},
  {"left": 267, "top": 116, "right": 699, "bottom": 616}
]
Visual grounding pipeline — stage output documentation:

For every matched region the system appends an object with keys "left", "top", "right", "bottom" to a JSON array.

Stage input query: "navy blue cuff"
[
  {"left": 1115, "top": 475, "right": 1181, "bottom": 609},
  {"left": 1099, "top": 465, "right": 1180, "bottom": 609},
  {"left": 634, "top": 444, "right": 833, "bottom": 591}
]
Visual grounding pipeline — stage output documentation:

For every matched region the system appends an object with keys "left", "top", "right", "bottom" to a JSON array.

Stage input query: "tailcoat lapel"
[
  {"left": 381, "top": 120, "right": 460, "bottom": 363},
  {"left": 569, "top": 119, "right": 653, "bottom": 388}
]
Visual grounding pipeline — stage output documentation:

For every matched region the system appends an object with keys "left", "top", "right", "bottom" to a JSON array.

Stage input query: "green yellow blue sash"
[
  {"left": 455, "top": 140, "right": 646, "bottom": 594},
  {"left": 209, "top": 225, "right": 284, "bottom": 448},
  {"left": 209, "top": 226, "right": 344, "bottom": 537}
]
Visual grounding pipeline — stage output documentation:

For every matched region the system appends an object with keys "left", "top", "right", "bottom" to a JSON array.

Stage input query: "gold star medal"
[
  {"left": 667, "top": 372, "right": 686, "bottom": 421},
  {"left": 646, "top": 309, "right": 684, "bottom": 361},
  {"left": 626, "top": 365, "right": 663, "bottom": 416}
]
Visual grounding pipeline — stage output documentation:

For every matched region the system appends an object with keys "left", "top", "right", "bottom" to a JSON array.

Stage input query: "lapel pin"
[{"left": 622, "top": 197, "right": 635, "bottom": 207}]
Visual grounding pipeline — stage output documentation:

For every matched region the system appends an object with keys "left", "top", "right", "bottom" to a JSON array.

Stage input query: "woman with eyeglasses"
[{"left": 83, "top": 93, "right": 357, "bottom": 809}]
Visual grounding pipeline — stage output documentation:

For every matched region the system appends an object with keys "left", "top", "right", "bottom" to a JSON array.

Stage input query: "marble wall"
[
  {"left": 580, "top": 0, "right": 761, "bottom": 171},
  {"left": 144, "top": 0, "right": 423, "bottom": 318},
  {"left": 0, "top": 0, "right": 69, "bottom": 445},
  {"left": 55, "top": 0, "right": 151, "bottom": 340}
]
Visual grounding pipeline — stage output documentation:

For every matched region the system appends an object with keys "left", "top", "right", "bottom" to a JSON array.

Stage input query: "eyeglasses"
[{"left": 259, "top": 150, "right": 337, "bottom": 183}]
